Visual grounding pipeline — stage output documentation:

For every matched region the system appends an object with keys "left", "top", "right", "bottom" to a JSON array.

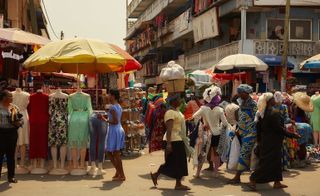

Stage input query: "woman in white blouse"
[{"left": 192, "top": 85, "right": 229, "bottom": 177}]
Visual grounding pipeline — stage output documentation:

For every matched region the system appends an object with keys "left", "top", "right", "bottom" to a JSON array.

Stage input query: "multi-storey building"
[
  {"left": 0, "top": 0, "right": 49, "bottom": 37},
  {"left": 125, "top": 0, "right": 320, "bottom": 89}
]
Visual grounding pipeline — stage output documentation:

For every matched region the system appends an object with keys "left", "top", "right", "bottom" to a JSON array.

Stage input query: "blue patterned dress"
[{"left": 237, "top": 97, "right": 257, "bottom": 172}]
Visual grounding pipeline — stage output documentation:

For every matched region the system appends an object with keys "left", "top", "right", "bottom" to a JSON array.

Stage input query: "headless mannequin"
[
  {"left": 49, "top": 88, "right": 69, "bottom": 175},
  {"left": 13, "top": 88, "right": 29, "bottom": 174},
  {"left": 69, "top": 88, "right": 90, "bottom": 176},
  {"left": 312, "top": 91, "right": 320, "bottom": 146},
  {"left": 30, "top": 89, "right": 48, "bottom": 174}
]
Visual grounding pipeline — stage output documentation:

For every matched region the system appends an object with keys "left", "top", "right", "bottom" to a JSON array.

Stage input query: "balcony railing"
[
  {"left": 185, "top": 41, "right": 240, "bottom": 70},
  {"left": 253, "top": 40, "right": 318, "bottom": 57}
]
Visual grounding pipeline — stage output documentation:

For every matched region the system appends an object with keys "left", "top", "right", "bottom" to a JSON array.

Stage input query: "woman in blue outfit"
[
  {"left": 229, "top": 84, "right": 257, "bottom": 184},
  {"left": 99, "top": 89, "right": 125, "bottom": 181}
]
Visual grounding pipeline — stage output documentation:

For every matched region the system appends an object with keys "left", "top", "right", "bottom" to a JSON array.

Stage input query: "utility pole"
[
  {"left": 281, "top": 0, "right": 290, "bottom": 92},
  {"left": 29, "top": 0, "right": 39, "bottom": 34}
]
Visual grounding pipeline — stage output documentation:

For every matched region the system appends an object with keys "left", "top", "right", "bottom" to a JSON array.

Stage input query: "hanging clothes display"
[
  {"left": 89, "top": 113, "right": 108, "bottom": 162},
  {"left": 149, "top": 97, "right": 167, "bottom": 153},
  {"left": 311, "top": 95, "right": 320, "bottom": 132},
  {"left": 12, "top": 89, "right": 30, "bottom": 146},
  {"left": 68, "top": 92, "right": 93, "bottom": 149},
  {"left": 48, "top": 96, "right": 68, "bottom": 146},
  {"left": 28, "top": 92, "right": 49, "bottom": 159}
]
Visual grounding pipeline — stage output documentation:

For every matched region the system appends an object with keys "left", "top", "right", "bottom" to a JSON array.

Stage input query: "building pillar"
[{"left": 240, "top": 5, "right": 248, "bottom": 53}]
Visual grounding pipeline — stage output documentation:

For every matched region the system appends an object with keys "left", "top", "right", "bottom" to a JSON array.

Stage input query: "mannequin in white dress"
[
  {"left": 12, "top": 88, "right": 30, "bottom": 174},
  {"left": 49, "top": 89, "right": 69, "bottom": 175}
]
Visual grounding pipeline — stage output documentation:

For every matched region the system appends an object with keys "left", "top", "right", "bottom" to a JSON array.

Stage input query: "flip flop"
[
  {"left": 175, "top": 185, "right": 191, "bottom": 191},
  {"left": 245, "top": 184, "right": 257, "bottom": 192},
  {"left": 227, "top": 179, "right": 241, "bottom": 184},
  {"left": 150, "top": 172, "right": 158, "bottom": 187},
  {"left": 273, "top": 184, "right": 288, "bottom": 189}
]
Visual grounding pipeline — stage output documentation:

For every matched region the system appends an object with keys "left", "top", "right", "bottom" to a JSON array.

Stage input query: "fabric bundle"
[{"left": 160, "top": 61, "right": 185, "bottom": 82}]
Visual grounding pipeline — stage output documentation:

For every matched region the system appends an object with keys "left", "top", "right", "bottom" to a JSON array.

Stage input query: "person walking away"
[
  {"left": 229, "top": 84, "right": 257, "bottom": 184},
  {"left": 248, "top": 93, "right": 300, "bottom": 191},
  {"left": 99, "top": 89, "right": 125, "bottom": 181},
  {"left": 192, "top": 85, "right": 229, "bottom": 177},
  {"left": 150, "top": 93, "right": 190, "bottom": 190},
  {"left": 0, "top": 90, "right": 23, "bottom": 183}
]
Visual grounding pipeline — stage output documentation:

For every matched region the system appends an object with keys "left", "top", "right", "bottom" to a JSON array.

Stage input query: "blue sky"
[{"left": 43, "top": 0, "right": 127, "bottom": 48}]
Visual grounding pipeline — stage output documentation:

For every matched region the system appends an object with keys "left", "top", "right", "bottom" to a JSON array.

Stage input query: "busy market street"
[
  {"left": 1, "top": 150, "right": 320, "bottom": 196},
  {"left": 1, "top": 0, "right": 320, "bottom": 196}
]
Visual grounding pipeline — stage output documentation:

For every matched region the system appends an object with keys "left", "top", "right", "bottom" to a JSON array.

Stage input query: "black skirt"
[
  {"left": 211, "top": 135, "right": 220, "bottom": 148},
  {"left": 158, "top": 141, "right": 188, "bottom": 180}
]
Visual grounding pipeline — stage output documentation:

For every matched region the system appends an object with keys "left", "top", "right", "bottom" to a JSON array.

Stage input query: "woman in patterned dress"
[{"left": 229, "top": 84, "right": 257, "bottom": 184}]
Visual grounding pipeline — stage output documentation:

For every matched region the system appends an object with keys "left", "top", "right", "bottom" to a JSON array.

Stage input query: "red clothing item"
[{"left": 28, "top": 92, "right": 49, "bottom": 159}]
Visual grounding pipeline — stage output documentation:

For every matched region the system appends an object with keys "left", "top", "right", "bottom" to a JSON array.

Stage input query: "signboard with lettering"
[
  {"left": 254, "top": 0, "right": 320, "bottom": 6},
  {"left": 192, "top": 7, "right": 219, "bottom": 43}
]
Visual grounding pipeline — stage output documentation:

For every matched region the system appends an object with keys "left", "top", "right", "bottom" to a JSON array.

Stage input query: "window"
[
  {"left": 290, "top": 19, "right": 312, "bottom": 41},
  {"left": 267, "top": 19, "right": 285, "bottom": 40}
]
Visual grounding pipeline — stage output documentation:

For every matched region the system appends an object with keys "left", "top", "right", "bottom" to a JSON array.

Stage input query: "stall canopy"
[
  {"left": 300, "top": 54, "right": 320, "bottom": 69},
  {"left": 0, "top": 28, "right": 50, "bottom": 45},
  {"left": 213, "top": 54, "right": 268, "bottom": 71},
  {"left": 258, "top": 55, "right": 295, "bottom": 69}
]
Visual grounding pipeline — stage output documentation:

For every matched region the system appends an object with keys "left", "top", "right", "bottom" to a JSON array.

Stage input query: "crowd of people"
[{"left": 144, "top": 84, "right": 318, "bottom": 191}]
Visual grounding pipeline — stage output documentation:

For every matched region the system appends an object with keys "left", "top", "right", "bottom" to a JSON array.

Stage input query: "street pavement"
[{"left": 1, "top": 150, "right": 320, "bottom": 196}]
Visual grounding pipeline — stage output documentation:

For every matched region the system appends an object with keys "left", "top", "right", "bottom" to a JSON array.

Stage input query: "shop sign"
[
  {"left": 254, "top": 0, "right": 320, "bottom": 6},
  {"left": 192, "top": 7, "right": 219, "bottom": 43},
  {"left": 2, "top": 50, "right": 24, "bottom": 61}
]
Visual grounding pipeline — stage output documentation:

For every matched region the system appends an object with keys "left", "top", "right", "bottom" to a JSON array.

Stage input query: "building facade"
[
  {"left": 0, "top": 0, "right": 49, "bottom": 37},
  {"left": 125, "top": 0, "right": 320, "bottom": 87}
]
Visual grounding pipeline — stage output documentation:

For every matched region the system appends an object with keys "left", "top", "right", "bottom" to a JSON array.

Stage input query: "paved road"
[{"left": 1, "top": 150, "right": 320, "bottom": 196}]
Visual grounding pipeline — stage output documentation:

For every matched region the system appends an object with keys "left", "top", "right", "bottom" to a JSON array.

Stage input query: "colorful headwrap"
[{"left": 237, "top": 84, "right": 253, "bottom": 94}]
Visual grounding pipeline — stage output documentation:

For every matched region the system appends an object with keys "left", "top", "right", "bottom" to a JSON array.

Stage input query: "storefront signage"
[
  {"left": 254, "top": 0, "right": 320, "bottom": 6},
  {"left": 2, "top": 50, "right": 24, "bottom": 61},
  {"left": 192, "top": 7, "right": 219, "bottom": 43}
]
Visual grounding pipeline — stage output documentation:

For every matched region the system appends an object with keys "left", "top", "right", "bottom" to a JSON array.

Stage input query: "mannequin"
[
  {"left": 48, "top": 88, "right": 69, "bottom": 175},
  {"left": 88, "top": 111, "right": 108, "bottom": 176},
  {"left": 12, "top": 88, "right": 30, "bottom": 174},
  {"left": 68, "top": 89, "right": 93, "bottom": 175},
  {"left": 28, "top": 88, "right": 49, "bottom": 174},
  {"left": 311, "top": 91, "right": 320, "bottom": 146}
]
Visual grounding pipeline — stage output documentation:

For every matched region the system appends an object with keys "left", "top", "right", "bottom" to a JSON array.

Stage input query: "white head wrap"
[
  {"left": 203, "top": 85, "right": 222, "bottom": 103},
  {"left": 274, "top": 91, "right": 283, "bottom": 104},
  {"left": 256, "top": 92, "right": 274, "bottom": 119}
]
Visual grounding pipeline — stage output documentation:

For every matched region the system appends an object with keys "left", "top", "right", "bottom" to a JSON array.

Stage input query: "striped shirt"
[{"left": 0, "top": 104, "right": 20, "bottom": 129}]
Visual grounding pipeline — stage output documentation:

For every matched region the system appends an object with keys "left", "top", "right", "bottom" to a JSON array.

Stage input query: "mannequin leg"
[
  {"left": 60, "top": 145, "right": 67, "bottom": 169},
  {"left": 71, "top": 148, "right": 78, "bottom": 169},
  {"left": 20, "top": 145, "right": 26, "bottom": 167},
  {"left": 51, "top": 146, "right": 58, "bottom": 169},
  {"left": 80, "top": 148, "right": 87, "bottom": 169},
  {"left": 314, "top": 132, "right": 320, "bottom": 146}
]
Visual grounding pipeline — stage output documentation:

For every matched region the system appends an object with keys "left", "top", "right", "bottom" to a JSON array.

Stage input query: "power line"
[{"left": 41, "top": 0, "right": 59, "bottom": 39}]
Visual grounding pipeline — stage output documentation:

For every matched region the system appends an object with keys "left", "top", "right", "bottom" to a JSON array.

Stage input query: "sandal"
[
  {"left": 245, "top": 184, "right": 257, "bottom": 192},
  {"left": 175, "top": 185, "right": 191, "bottom": 191},
  {"left": 227, "top": 178, "right": 241, "bottom": 184},
  {"left": 150, "top": 172, "right": 158, "bottom": 187},
  {"left": 273, "top": 184, "right": 288, "bottom": 189},
  {"left": 112, "top": 176, "right": 126, "bottom": 181}
]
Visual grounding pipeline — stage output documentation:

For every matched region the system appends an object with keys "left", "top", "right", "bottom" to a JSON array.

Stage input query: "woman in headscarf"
[
  {"left": 192, "top": 85, "right": 229, "bottom": 177},
  {"left": 247, "top": 93, "right": 300, "bottom": 191},
  {"left": 150, "top": 93, "right": 190, "bottom": 190},
  {"left": 229, "top": 84, "right": 257, "bottom": 184},
  {"left": 273, "top": 91, "right": 294, "bottom": 170}
]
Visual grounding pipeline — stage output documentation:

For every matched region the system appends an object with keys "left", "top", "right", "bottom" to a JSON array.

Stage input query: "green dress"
[
  {"left": 311, "top": 95, "right": 320, "bottom": 132},
  {"left": 68, "top": 92, "right": 93, "bottom": 148}
]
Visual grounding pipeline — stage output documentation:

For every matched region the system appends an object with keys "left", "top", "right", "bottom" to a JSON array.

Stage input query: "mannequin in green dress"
[
  {"left": 311, "top": 92, "right": 320, "bottom": 146},
  {"left": 68, "top": 89, "right": 93, "bottom": 175}
]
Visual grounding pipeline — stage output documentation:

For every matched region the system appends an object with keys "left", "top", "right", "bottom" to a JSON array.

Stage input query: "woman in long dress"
[
  {"left": 150, "top": 93, "right": 190, "bottom": 190},
  {"left": 248, "top": 93, "right": 300, "bottom": 191},
  {"left": 229, "top": 84, "right": 257, "bottom": 184}
]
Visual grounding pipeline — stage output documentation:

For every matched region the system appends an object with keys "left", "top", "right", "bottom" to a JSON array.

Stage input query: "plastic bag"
[
  {"left": 227, "top": 136, "right": 240, "bottom": 170},
  {"left": 160, "top": 61, "right": 185, "bottom": 82}
]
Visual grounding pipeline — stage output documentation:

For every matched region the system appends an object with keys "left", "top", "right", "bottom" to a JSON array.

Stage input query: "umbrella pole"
[
  {"left": 77, "top": 63, "right": 80, "bottom": 89},
  {"left": 96, "top": 73, "right": 98, "bottom": 108}
]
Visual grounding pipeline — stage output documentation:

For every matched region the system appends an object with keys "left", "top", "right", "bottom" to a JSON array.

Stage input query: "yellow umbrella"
[{"left": 23, "top": 38, "right": 126, "bottom": 74}]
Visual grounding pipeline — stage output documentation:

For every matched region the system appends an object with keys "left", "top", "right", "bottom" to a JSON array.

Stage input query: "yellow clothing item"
[{"left": 163, "top": 109, "right": 183, "bottom": 142}]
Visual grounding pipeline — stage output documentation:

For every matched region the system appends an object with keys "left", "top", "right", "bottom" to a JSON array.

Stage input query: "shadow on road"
[
  {"left": 241, "top": 183, "right": 291, "bottom": 196},
  {"left": 156, "top": 187, "right": 195, "bottom": 196},
  {"left": 91, "top": 180, "right": 124, "bottom": 191},
  {"left": 0, "top": 182, "right": 12, "bottom": 193}
]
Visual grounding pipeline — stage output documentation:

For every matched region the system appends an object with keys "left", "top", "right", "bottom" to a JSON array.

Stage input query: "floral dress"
[{"left": 49, "top": 97, "right": 68, "bottom": 146}]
